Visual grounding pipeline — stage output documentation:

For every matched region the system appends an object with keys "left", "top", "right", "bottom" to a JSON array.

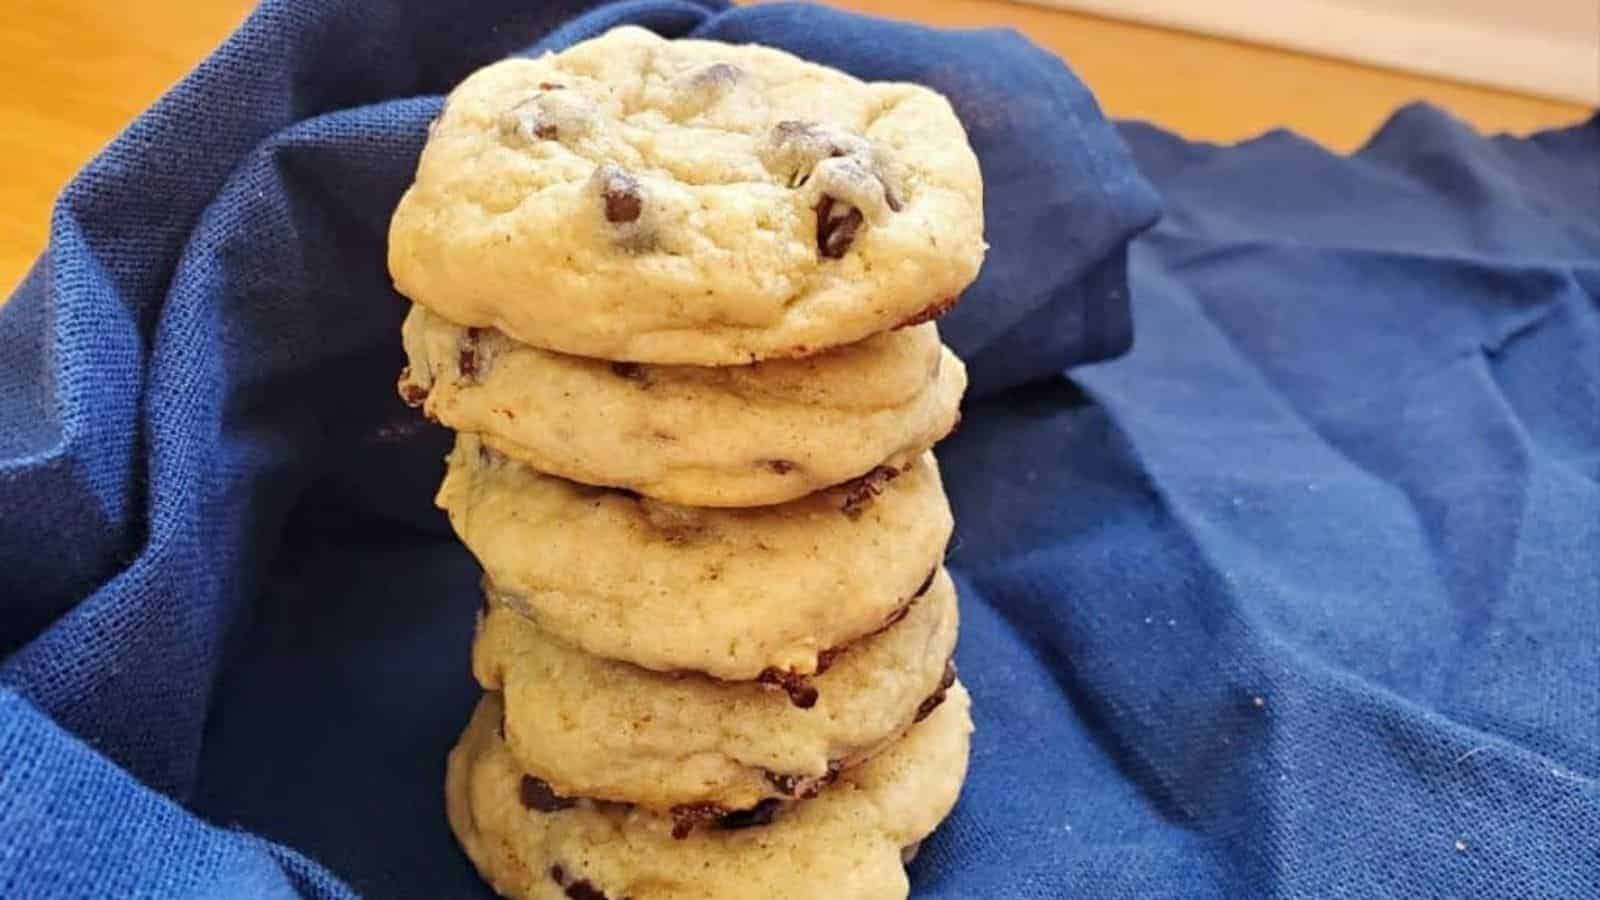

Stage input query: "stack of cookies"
[{"left": 388, "top": 27, "right": 986, "bottom": 900}]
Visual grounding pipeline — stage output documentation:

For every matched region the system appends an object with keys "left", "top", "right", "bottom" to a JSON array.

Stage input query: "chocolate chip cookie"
[
  {"left": 437, "top": 434, "right": 952, "bottom": 681},
  {"left": 399, "top": 304, "right": 965, "bottom": 507},
  {"left": 445, "top": 683, "right": 972, "bottom": 900},
  {"left": 474, "top": 568, "right": 959, "bottom": 816},
  {"left": 388, "top": 26, "right": 986, "bottom": 364}
]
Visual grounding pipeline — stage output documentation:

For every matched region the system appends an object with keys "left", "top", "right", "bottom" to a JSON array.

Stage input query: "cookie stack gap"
[{"left": 389, "top": 26, "right": 986, "bottom": 900}]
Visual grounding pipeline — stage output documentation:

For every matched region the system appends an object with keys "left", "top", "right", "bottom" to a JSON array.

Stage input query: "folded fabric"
[{"left": 1, "top": 1, "right": 1595, "bottom": 898}]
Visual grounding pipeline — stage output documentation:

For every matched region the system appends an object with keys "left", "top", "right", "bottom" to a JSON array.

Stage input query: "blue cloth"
[{"left": 0, "top": 0, "right": 1594, "bottom": 896}]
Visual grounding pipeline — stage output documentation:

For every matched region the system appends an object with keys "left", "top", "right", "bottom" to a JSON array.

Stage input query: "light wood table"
[{"left": 0, "top": 0, "right": 1589, "bottom": 294}]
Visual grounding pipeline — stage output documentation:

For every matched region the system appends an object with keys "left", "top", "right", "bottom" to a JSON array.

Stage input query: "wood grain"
[{"left": 0, "top": 0, "right": 1589, "bottom": 294}]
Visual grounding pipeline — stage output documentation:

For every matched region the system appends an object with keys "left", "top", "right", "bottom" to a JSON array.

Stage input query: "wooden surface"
[{"left": 0, "top": 0, "right": 1590, "bottom": 294}]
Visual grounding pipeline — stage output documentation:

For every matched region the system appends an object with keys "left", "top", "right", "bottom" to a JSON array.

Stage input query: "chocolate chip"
[
  {"left": 815, "top": 195, "right": 863, "bottom": 259},
  {"left": 549, "top": 865, "right": 613, "bottom": 900},
  {"left": 914, "top": 660, "right": 958, "bottom": 723},
  {"left": 766, "top": 121, "right": 900, "bottom": 228},
  {"left": 756, "top": 668, "right": 819, "bottom": 709},
  {"left": 397, "top": 369, "right": 428, "bottom": 407},
  {"left": 668, "top": 802, "right": 724, "bottom": 839},
  {"left": 802, "top": 761, "right": 845, "bottom": 799},
  {"left": 763, "top": 761, "right": 843, "bottom": 799},
  {"left": 503, "top": 97, "right": 558, "bottom": 141},
  {"left": 913, "top": 568, "right": 937, "bottom": 599},
  {"left": 565, "top": 882, "right": 610, "bottom": 900},
  {"left": 595, "top": 165, "right": 643, "bottom": 224},
  {"left": 695, "top": 63, "right": 741, "bottom": 85},
  {"left": 609, "top": 361, "right": 644, "bottom": 379},
  {"left": 839, "top": 465, "right": 901, "bottom": 518},
  {"left": 458, "top": 328, "right": 482, "bottom": 379},
  {"left": 763, "top": 771, "right": 806, "bottom": 796},
  {"left": 718, "top": 798, "right": 782, "bottom": 831},
  {"left": 520, "top": 775, "right": 577, "bottom": 812},
  {"left": 814, "top": 646, "right": 842, "bottom": 676},
  {"left": 765, "top": 459, "right": 796, "bottom": 475}
]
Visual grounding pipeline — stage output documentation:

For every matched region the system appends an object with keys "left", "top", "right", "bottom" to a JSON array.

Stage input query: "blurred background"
[{"left": 1, "top": 0, "right": 1594, "bottom": 294}]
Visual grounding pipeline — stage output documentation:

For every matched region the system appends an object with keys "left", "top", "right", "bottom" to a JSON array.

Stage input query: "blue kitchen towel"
[{"left": 0, "top": 0, "right": 1595, "bottom": 897}]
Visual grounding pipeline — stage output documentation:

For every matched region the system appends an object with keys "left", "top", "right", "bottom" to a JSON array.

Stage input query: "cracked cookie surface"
[
  {"left": 437, "top": 435, "right": 952, "bottom": 681},
  {"left": 446, "top": 684, "right": 972, "bottom": 900},
  {"left": 399, "top": 304, "right": 965, "bottom": 507},
  {"left": 474, "top": 568, "right": 960, "bottom": 814},
  {"left": 388, "top": 26, "right": 985, "bottom": 364}
]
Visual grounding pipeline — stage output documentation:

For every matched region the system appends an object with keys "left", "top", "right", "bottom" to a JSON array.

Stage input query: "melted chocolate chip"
[
  {"left": 596, "top": 165, "right": 643, "bottom": 224},
  {"left": 753, "top": 603, "right": 918, "bottom": 708},
  {"left": 503, "top": 94, "right": 560, "bottom": 141},
  {"left": 669, "top": 798, "right": 782, "bottom": 839},
  {"left": 896, "top": 295, "right": 960, "bottom": 328},
  {"left": 763, "top": 771, "right": 806, "bottom": 796},
  {"left": 765, "top": 459, "right": 797, "bottom": 475},
  {"left": 763, "top": 761, "right": 843, "bottom": 799},
  {"left": 914, "top": 660, "right": 958, "bottom": 723},
  {"left": 813, "top": 646, "right": 842, "bottom": 676},
  {"left": 839, "top": 465, "right": 901, "bottom": 518},
  {"left": 815, "top": 195, "right": 864, "bottom": 259},
  {"left": 549, "top": 865, "right": 613, "bottom": 900},
  {"left": 565, "top": 882, "right": 610, "bottom": 900},
  {"left": 668, "top": 803, "right": 723, "bottom": 840},
  {"left": 609, "top": 361, "right": 644, "bottom": 379},
  {"left": 458, "top": 328, "right": 482, "bottom": 379},
  {"left": 718, "top": 798, "right": 782, "bottom": 831},
  {"left": 397, "top": 369, "right": 428, "bottom": 407},
  {"left": 520, "top": 774, "right": 577, "bottom": 812},
  {"left": 757, "top": 668, "right": 819, "bottom": 709}
]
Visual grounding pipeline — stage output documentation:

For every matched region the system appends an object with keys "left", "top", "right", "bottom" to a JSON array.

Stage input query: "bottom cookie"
[{"left": 446, "top": 684, "right": 973, "bottom": 900}]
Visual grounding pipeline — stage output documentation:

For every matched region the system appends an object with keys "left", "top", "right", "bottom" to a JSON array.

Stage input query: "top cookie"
[{"left": 388, "top": 26, "right": 986, "bottom": 364}]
